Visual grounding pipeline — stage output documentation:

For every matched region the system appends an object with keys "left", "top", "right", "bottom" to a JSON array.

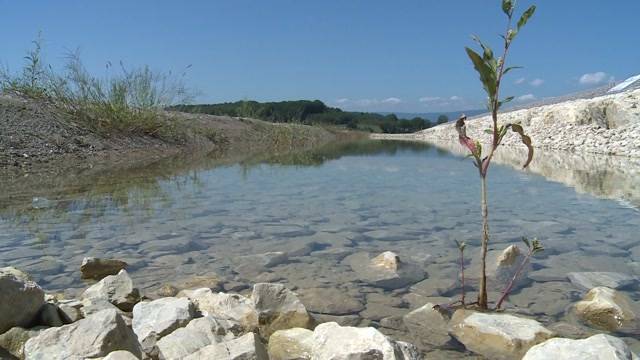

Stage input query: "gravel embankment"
[{"left": 373, "top": 88, "right": 640, "bottom": 158}]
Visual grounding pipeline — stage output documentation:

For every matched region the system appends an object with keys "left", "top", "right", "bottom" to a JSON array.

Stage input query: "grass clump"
[{"left": 1, "top": 36, "right": 194, "bottom": 141}]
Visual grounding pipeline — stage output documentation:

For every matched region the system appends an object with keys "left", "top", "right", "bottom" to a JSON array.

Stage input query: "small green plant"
[
  {"left": 495, "top": 237, "right": 543, "bottom": 309},
  {"left": 458, "top": 0, "right": 537, "bottom": 309},
  {"left": 455, "top": 240, "right": 467, "bottom": 306},
  {"left": 0, "top": 33, "right": 48, "bottom": 98}
]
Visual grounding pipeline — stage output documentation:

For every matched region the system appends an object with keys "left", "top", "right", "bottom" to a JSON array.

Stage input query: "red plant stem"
[
  {"left": 495, "top": 249, "right": 533, "bottom": 310},
  {"left": 477, "top": 175, "right": 490, "bottom": 309},
  {"left": 459, "top": 247, "right": 466, "bottom": 306}
]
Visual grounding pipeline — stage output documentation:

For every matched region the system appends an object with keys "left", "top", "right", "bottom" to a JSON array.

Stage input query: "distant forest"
[{"left": 171, "top": 100, "right": 449, "bottom": 133}]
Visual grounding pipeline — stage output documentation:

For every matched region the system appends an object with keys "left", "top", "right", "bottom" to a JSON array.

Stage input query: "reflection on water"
[
  {"left": 1, "top": 140, "right": 639, "bottom": 349},
  {"left": 407, "top": 139, "right": 640, "bottom": 210}
]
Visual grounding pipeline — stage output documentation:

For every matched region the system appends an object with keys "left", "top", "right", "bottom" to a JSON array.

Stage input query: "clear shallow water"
[{"left": 1, "top": 140, "right": 639, "bottom": 350}]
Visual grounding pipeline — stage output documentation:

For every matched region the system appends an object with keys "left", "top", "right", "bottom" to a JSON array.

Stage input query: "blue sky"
[{"left": 2, "top": 1, "right": 638, "bottom": 112}]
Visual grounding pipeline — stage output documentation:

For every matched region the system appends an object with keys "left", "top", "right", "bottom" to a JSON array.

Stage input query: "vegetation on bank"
[
  {"left": 171, "top": 100, "right": 446, "bottom": 134},
  {"left": 0, "top": 35, "right": 194, "bottom": 142}
]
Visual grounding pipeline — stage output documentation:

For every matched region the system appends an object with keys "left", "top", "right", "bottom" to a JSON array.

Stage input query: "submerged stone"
[
  {"left": 574, "top": 286, "right": 638, "bottom": 331},
  {"left": 568, "top": 272, "right": 638, "bottom": 291}
]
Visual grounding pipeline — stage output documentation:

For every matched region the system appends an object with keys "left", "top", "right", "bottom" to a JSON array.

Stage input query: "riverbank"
[
  {"left": 0, "top": 94, "right": 347, "bottom": 172},
  {"left": 372, "top": 88, "right": 640, "bottom": 158}
]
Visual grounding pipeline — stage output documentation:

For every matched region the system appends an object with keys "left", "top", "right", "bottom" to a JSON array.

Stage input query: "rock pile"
[{"left": 2, "top": 257, "right": 639, "bottom": 359}]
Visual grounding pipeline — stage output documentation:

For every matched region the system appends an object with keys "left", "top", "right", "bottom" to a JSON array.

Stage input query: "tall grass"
[{"left": 1, "top": 36, "right": 195, "bottom": 140}]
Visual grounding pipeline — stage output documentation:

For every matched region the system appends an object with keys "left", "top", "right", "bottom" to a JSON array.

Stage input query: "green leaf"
[
  {"left": 454, "top": 239, "right": 466, "bottom": 251},
  {"left": 508, "top": 29, "right": 518, "bottom": 41},
  {"left": 509, "top": 123, "right": 534, "bottom": 168},
  {"left": 522, "top": 237, "right": 530, "bottom": 249},
  {"left": 502, "top": 0, "right": 513, "bottom": 16},
  {"left": 484, "top": 129, "right": 493, "bottom": 134},
  {"left": 517, "top": 5, "right": 537, "bottom": 31},
  {"left": 474, "top": 140, "right": 483, "bottom": 158},
  {"left": 465, "top": 47, "right": 497, "bottom": 99},
  {"left": 471, "top": 35, "right": 496, "bottom": 69},
  {"left": 503, "top": 66, "right": 523, "bottom": 75},
  {"left": 502, "top": 96, "right": 515, "bottom": 104}
]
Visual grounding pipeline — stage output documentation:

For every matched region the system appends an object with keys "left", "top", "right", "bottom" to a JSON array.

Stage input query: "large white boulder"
[
  {"left": 132, "top": 297, "right": 195, "bottom": 350},
  {"left": 23, "top": 309, "right": 141, "bottom": 360},
  {"left": 0, "top": 326, "right": 46, "bottom": 359},
  {"left": 0, "top": 267, "right": 45, "bottom": 333},
  {"left": 183, "top": 332, "right": 268, "bottom": 360},
  {"left": 310, "top": 322, "right": 419, "bottom": 360},
  {"left": 251, "top": 283, "right": 313, "bottom": 337},
  {"left": 156, "top": 316, "right": 235, "bottom": 360},
  {"left": 450, "top": 310, "right": 554, "bottom": 360},
  {"left": 574, "top": 286, "right": 638, "bottom": 331},
  {"left": 523, "top": 334, "right": 637, "bottom": 360},
  {"left": 81, "top": 270, "right": 140, "bottom": 312},
  {"left": 179, "top": 288, "right": 259, "bottom": 333},
  {"left": 268, "top": 328, "right": 314, "bottom": 360}
]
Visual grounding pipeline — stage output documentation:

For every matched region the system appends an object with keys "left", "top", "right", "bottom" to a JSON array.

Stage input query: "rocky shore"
[
  {"left": 1, "top": 251, "right": 638, "bottom": 359},
  {"left": 372, "top": 88, "right": 640, "bottom": 158}
]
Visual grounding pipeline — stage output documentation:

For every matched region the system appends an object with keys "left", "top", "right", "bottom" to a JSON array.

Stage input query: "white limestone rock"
[
  {"left": 0, "top": 267, "right": 45, "bottom": 334},
  {"left": 310, "top": 322, "right": 420, "bottom": 360},
  {"left": 178, "top": 288, "right": 258, "bottom": 334},
  {"left": 81, "top": 270, "right": 140, "bottom": 312},
  {"left": 23, "top": 309, "right": 142, "bottom": 360},
  {"left": 268, "top": 328, "right": 314, "bottom": 360},
  {"left": 523, "top": 334, "right": 637, "bottom": 360},
  {"left": 251, "top": 283, "right": 313, "bottom": 337},
  {"left": 183, "top": 332, "right": 268, "bottom": 360},
  {"left": 131, "top": 297, "right": 195, "bottom": 350},
  {"left": 402, "top": 303, "right": 451, "bottom": 347},
  {"left": 449, "top": 310, "right": 554, "bottom": 360},
  {"left": 156, "top": 316, "right": 235, "bottom": 359}
]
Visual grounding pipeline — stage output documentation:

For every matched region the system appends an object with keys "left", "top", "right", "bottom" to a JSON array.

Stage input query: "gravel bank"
[{"left": 373, "top": 89, "right": 640, "bottom": 158}]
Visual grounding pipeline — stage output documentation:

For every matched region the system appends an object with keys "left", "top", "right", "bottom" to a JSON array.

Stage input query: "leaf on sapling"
[
  {"left": 508, "top": 123, "right": 534, "bottom": 168},
  {"left": 455, "top": 116, "right": 479, "bottom": 157},
  {"left": 454, "top": 239, "right": 466, "bottom": 251},
  {"left": 471, "top": 35, "right": 497, "bottom": 70},
  {"left": 517, "top": 5, "right": 537, "bottom": 31},
  {"left": 484, "top": 129, "right": 493, "bottom": 134},
  {"left": 503, "top": 66, "right": 523, "bottom": 75},
  {"left": 522, "top": 237, "right": 531, "bottom": 249},
  {"left": 502, "top": 0, "right": 514, "bottom": 17},
  {"left": 465, "top": 47, "right": 497, "bottom": 99}
]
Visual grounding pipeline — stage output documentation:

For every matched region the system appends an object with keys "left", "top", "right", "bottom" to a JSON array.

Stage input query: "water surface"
[{"left": 1, "top": 140, "right": 639, "bottom": 351}]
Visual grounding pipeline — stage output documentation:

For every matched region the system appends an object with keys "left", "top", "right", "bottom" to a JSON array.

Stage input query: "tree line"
[{"left": 171, "top": 100, "right": 449, "bottom": 133}]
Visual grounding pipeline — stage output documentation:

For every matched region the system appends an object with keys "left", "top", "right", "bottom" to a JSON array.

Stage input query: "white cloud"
[
  {"left": 382, "top": 97, "right": 402, "bottom": 104},
  {"left": 449, "top": 95, "right": 462, "bottom": 101},
  {"left": 516, "top": 94, "right": 536, "bottom": 102},
  {"left": 336, "top": 98, "right": 349, "bottom": 104},
  {"left": 515, "top": 77, "right": 526, "bottom": 85},
  {"left": 419, "top": 96, "right": 441, "bottom": 102},
  {"left": 579, "top": 72, "right": 611, "bottom": 85},
  {"left": 355, "top": 99, "right": 378, "bottom": 106},
  {"left": 529, "top": 78, "right": 544, "bottom": 87}
]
